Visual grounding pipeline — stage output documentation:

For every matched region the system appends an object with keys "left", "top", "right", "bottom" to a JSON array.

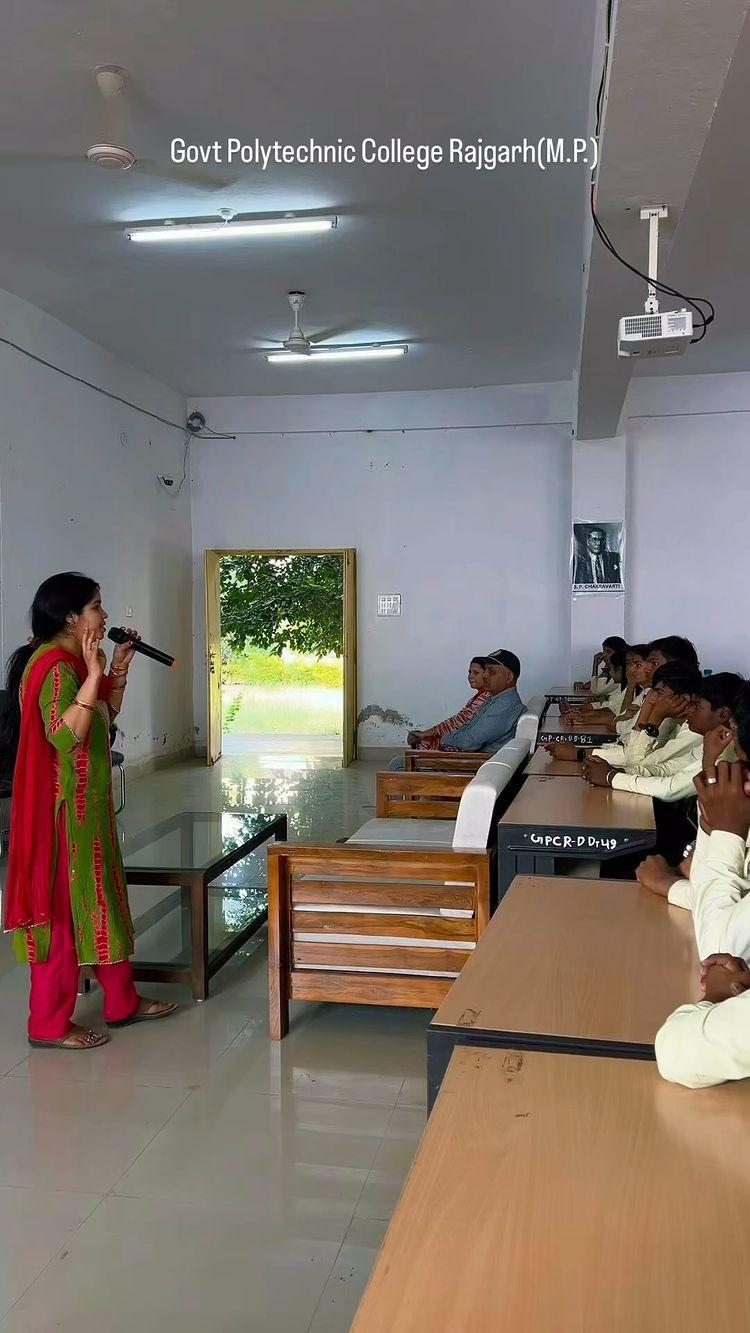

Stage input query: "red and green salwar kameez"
[{"left": 5, "top": 644, "right": 138, "bottom": 1038}]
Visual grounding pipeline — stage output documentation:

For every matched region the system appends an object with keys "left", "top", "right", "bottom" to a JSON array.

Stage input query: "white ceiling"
[
  {"left": 0, "top": 0, "right": 597, "bottom": 396},
  {"left": 635, "top": 6, "right": 750, "bottom": 377}
]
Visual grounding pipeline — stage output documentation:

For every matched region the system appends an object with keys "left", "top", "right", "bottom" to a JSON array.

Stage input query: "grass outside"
[
  {"left": 221, "top": 647, "right": 343, "bottom": 736},
  {"left": 222, "top": 684, "right": 342, "bottom": 736}
]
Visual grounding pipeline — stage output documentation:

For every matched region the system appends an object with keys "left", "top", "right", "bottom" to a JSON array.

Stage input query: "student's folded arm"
[
  {"left": 610, "top": 766, "right": 699, "bottom": 801},
  {"left": 591, "top": 741, "right": 627, "bottom": 767},
  {"left": 655, "top": 992, "right": 750, "bottom": 1088},
  {"left": 667, "top": 879, "right": 692, "bottom": 909},
  {"left": 668, "top": 826, "right": 710, "bottom": 911},
  {"left": 691, "top": 832, "right": 750, "bottom": 961},
  {"left": 628, "top": 749, "right": 701, "bottom": 779},
  {"left": 621, "top": 727, "right": 659, "bottom": 765}
]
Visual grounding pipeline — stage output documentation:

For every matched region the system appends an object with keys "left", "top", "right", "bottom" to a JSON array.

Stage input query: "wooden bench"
[
  {"left": 352, "top": 1045, "right": 750, "bottom": 1331},
  {"left": 426, "top": 873, "right": 699, "bottom": 1106}
]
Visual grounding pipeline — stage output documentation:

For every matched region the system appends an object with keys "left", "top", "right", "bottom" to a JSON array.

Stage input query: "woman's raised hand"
[
  {"left": 111, "top": 627, "right": 141, "bottom": 671},
  {"left": 82, "top": 627, "right": 106, "bottom": 679}
]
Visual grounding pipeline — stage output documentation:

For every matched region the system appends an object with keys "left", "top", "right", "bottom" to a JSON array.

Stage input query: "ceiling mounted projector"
[
  {"left": 618, "top": 308, "right": 693, "bottom": 357},
  {"left": 617, "top": 206, "right": 693, "bottom": 358}
]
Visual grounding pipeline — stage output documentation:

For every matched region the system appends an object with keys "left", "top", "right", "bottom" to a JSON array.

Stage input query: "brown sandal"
[
  {"left": 107, "top": 1000, "right": 180, "bottom": 1028},
  {"left": 28, "top": 1028, "right": 111, "bottom": 1051}
]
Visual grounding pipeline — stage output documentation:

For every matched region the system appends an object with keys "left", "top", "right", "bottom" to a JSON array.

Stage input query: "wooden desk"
[
  {"left": 352, "top": 1045, "right": 750, "bottom": 1332},
  {"left": 524, "top": 749, "right": 582, "bottom": 777},
  {"left": 545, "top": 684, "right": 591, "bottom": 702},
  {"left": 497, "top": 776, "right": 655, "bottom": 895},
  {"left": 426, "top": 874, "right": 698, "bottom": 1105},
  {"left": 537, "top": 716, "right": 615, "bottom": 747}
]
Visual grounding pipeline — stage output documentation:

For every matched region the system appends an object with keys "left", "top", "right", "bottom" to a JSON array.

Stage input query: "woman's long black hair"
[{"left": 0, "top": 572, "right": 99, "bottom": 774}]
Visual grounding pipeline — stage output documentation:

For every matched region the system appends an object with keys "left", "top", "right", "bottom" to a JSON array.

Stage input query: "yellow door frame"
[{"left": 204, "top": 548, "right": 357, "bottom": 767}]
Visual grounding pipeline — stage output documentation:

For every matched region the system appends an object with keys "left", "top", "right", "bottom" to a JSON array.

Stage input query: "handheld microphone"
[{"left": 108, "top": 627, "right": 176, "bottom": 668}]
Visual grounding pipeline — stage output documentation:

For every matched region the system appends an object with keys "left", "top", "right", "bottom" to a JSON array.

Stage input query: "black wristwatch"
[{"left": 639, "top": 723, "right": 660, "bottom": 739}]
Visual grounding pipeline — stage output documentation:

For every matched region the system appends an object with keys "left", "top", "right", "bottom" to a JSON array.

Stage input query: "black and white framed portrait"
[{"left": 571, "top": 521, "right": 625, "bottom": 595}]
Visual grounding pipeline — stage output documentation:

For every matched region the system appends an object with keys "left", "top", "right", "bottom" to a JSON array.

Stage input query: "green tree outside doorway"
[{"left": 219, "top": 554, "right": 344, "bottom": 739}]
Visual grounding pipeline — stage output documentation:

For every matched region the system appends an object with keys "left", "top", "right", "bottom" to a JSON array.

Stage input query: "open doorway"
[{"left": 205, "top": 549, "right": 357, "bottom": 766}]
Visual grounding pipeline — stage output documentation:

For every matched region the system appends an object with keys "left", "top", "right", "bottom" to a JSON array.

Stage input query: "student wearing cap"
[{"left": 440, "top": 650, "right": 524, "bottom": 754}]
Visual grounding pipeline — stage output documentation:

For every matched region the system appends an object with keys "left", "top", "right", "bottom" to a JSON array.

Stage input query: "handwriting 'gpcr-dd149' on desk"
[{"left": 496, "top": 777, "right": 655, "bottom": 896}]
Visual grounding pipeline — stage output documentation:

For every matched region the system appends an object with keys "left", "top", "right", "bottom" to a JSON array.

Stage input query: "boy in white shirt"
[
  {"left": 636, "top": 673, "right": 744, "bottom": 901},
  {"left": 656, "top": 686, "right": 750, "bottom": 1087},
  {"left": 563, "top": 644, "right": 649, "bottom": 731},
  {"left": 581, "top": 662, "right": 703, "bottom": 802},
  {"left": 550, "top": 635, "right": 699, "bottom": 763}
]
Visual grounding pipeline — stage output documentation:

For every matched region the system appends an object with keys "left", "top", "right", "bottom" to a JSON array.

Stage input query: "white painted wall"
[
  {"left": 623, "top": 371, "right": 750, "bottom": 675},
  {"left": 0, "top": 288, "right": 193, "bottom": 769},
  {"left": 189, "top": 384, "right": 574, "bottom": 747}
]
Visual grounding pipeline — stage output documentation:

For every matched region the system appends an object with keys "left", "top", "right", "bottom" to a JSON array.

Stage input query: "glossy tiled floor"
[{"left": 0, "top": 750, "right": 429, "bottom": 1332}]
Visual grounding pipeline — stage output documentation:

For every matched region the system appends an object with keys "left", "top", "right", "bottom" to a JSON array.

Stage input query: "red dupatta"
[{"left": 2, "top": 647, "right": 111, "bottom": 933}]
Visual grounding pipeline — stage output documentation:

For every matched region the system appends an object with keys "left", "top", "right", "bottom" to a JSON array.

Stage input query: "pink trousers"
[{"left": 28, "top": 823, "right": 138, "bottom": 1041}]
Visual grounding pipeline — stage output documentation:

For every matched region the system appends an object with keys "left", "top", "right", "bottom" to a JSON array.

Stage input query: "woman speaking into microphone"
[{"left": 1, "top": 572, "right": 178, "bottom": 1049}]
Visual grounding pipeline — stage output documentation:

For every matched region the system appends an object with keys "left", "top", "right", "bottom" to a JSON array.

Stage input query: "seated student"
[
  {"left": 608, "top": 643, "right": 650, "bottom": 734},
  {"left": 581, "top": 662, "right": 704, "bottom": 801},
  {"left": 406, "top": 657, "right": 490, "bottom": 751},
  {"left": 655, "top": 689, "right": 750, "bottom": 1087},
  {"left": 655, "top": 952, "right": 750, "bottom": 1088},
  {"left": 574, "top": 635, "right": 628, "bottom": 698},
  {"left": 644, "top": 634, "right": 700, "bottom": 676},
  {"left": 649, "top": 682, "right": 749, "bottom": 916},
  {"left": 440, "top": 650, "right": 524, "bottom": 753},
  {"left": 563, "top": 645, "right": 647, "bottom": 729},
  {"left": 549, "top": 636, "right": 700, "bottom": 760},
  {"left": 636, "top": 674, "right": 744, "bottom": 902}
]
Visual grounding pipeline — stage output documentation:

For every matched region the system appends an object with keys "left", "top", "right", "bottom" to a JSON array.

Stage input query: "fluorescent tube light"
[
  {"left": 267, "top": 345, "right": 409, "bottom": 364},
  {"left": 126, "top": 216, "right": 337, "bottom": 243}
]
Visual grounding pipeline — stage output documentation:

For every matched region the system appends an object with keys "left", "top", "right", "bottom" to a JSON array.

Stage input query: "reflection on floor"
[{"left": 0, "top": 750, "right": 428, "bottom": 1332}]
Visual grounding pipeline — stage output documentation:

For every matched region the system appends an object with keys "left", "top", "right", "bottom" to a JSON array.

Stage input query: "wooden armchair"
[
  {"left": 267, "top": 843, "right": 491, "bottom": 1039},
  {"left": 404, "top": 749, "right": 491, "bottom": 773},
  {"left": 375, "top": 771, "right": 473, "bottom": 820},
  {"left": 265, "top": 736, "right": 543, "bottom": 1037}
]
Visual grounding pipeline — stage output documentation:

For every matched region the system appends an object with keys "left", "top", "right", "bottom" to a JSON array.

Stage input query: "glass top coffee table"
[{"left": 122, "top": 809, "right": 287, "bottom": 1000}]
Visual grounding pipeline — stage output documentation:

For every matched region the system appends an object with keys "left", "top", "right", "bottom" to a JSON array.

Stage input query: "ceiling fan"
[
  {"left": 250, "top": 292, "right": 408, "bottom": 363},
  {"left": 0, "top": 66, "right": 225, "bottom": 190}
]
